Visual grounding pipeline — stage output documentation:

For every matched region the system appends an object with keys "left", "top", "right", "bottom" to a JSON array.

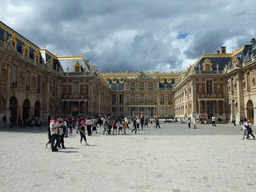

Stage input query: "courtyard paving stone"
[{"left": 0, "top": 122, "right": 256, "bottom": 191}]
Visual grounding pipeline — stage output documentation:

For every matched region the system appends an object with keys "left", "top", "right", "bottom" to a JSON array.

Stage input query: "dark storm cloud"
[{"left": 1, "top": 0, "right": 256, "bottom": 72}]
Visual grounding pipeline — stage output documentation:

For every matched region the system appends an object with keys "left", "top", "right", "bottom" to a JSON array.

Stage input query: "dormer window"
[
  {"left": 75, "top": 66, "right": 80, "bottom": 72},
  {"left": 203, "top": 59, "right": 213, "bottom": 71},
  {"left": 73, "top": 61, "right": 82, "bottom": 72}
]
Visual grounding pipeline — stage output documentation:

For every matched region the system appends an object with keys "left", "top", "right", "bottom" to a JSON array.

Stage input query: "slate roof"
[
  {"left": 0, "top": 21, "right": 41, "bottom": 49},
  {"left": 194, "top": 56, "right": 232, "bottom": 71},
  {"left": 58, "top": 58, "right": 91, "bottom": 72},
  {"left": 159, "top": 78, "right": 175, "bottom": 88}
]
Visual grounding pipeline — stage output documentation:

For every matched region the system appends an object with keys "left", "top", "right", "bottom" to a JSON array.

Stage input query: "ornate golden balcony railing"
[
  {"left": 62, "top": 94, "right": 88, "bottom": 99},
  {"left": 197, "top": 93, "right": 224, "bottom": 99}
]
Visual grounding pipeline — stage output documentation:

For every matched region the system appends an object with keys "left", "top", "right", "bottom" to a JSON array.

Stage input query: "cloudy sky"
[{"left": 1, "top": 0, "right": 255, "bottom": 73}]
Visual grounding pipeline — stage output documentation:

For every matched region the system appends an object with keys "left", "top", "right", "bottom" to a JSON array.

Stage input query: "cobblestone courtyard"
[{"left": 1, "top": 123, "right": 256, "bottom": 192}]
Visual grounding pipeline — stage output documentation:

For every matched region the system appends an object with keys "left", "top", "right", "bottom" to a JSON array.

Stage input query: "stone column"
[
  {"left": 198, "top": 100, "right": 201, "bottom": 115},
  {"left": 216, "top": 100, "right": 219, "bottom": 115},
  {"left": 205, "top": 100, "right": 207, "bottom": 115},
  {"left": 5, "top": 62, "right": 12, "bottom": 121}
]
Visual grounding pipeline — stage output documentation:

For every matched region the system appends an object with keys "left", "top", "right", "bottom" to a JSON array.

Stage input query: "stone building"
[
  {"left": 0, "top": 21, "right": 110, "bottom": 123},
  {"left": 101, "top": 71, "right": 179, "bottom": 118},
  {"left": 1, "top": 21, "right": 256, "bottom": 124}
]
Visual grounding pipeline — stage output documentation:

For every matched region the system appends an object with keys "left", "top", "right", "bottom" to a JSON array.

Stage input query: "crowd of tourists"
[
  {"left": 2, "top": 115, "right": 47, "bottom": 128},
  {"left": 47, "top": 115, "right": 160, "bottom": 152}
]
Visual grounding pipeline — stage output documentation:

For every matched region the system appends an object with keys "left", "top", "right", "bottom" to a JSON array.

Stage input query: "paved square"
[{"left": 1, "top": 123, "right": 256, "bottom": 192}]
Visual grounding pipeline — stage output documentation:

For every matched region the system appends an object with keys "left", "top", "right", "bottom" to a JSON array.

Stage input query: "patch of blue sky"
[{"left": 177, "top": 31, "right": 188, "bottom": 39}]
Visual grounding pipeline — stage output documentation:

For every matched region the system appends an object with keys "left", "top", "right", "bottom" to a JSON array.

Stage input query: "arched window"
[
  {"left": 131, "top": 94, "right": 135, "bottom": 103},
  {"left": 139, "top": 94, "right": 144, "bottom": 103}
]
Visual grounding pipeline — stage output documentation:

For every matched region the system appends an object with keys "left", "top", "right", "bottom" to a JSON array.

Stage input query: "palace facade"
[{"left": 0, "top": 21, "right": 256, "bottom": 124}]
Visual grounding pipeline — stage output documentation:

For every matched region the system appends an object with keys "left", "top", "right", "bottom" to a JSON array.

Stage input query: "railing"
[
  {"left": 62, "top": 94, "right": 88, "bottom": 99},
  {"left": 126, "top": 102, "right": 157, "bottom": 105},
  {"left": 196, "top": 70, "right": 222, "bottom": 75},
  {"left": 197, "top": 93, "right": 224, "bottom": 98},
  {"left": 63, "top": 72, "right": 92, "bottom": 76}
]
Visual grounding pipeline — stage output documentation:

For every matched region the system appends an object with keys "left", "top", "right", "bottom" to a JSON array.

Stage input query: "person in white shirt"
[
  {"left": 50, "top": 117, "right": 61, "bottom": 152},
  {"left": 187, "top": 117, "right": 191, "bottom": 129},
  {"left": 136, "top": 118, "right": 140, "bottom": 130},
  {"left": 192, "top": 116, "right": 197, "bottom": 129},
  {"left": 241, "top": 120, "right": 249, "bottom": 139},
  {"left": 86, "top": 117, "right": 93, "bottom": 136},
  {"left": 211, "top": 115, "right": 216, "bottom": 127}
]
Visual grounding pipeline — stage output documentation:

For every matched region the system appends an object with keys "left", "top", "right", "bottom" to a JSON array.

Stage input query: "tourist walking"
[
  {"left": 86, "top": 117, "right": 93, "bottom": 136},
  {"left": 241, "top": 120, "right": 248, "bottom": 140},
  {"left": 188, "top": 117, "right": 191, "bottom": 129},
  {"left": 232, "top": 116, "right": 236, "bottom": 126},
  {"left": 140, "top": 117, "right": 144, "bottom": 130},
  {"left": 247, "top": 120, "right": 255, "bottom": 139},
  {"left": 80, "top": 124, "right": 88, "bottom": 145},
  {"left": 118, "top": 120, "right": 123, "bottom": 135},
  {"left": 156, "top": 118, "right": 160, "bottom": 128},
  {"left": 193, "top": 116, "right": 197, "bottom": 129},
  {"left": 212, "top": 115, "right": 216, "bottom": 127},
  {"left": 92, "top": 117, "right": 98, "bottom": 133},
  {"left": 122, "top": 119, "right": 127, "bottom": 134},
  {"left": 112, "top": 119, "right": 117, "bottom": 135},
  {"left": 131, "top": 117, "right": 137, "bottom": 134},
  {"left": 136, "top": 118, "right": 140, "bottom": 130},
  {"left": 145, "top": 118, "right": 148, "bottom": 128},
  {"left": 50, "top": 117, "right": 60, "bottom": 152},
  {"left": 58, "top": 120, "right": 66, "bottom": 149}
]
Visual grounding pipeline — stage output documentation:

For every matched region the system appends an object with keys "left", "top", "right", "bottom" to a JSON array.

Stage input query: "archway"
[
  {"left": 9, "top": 97, "right": 18, "bottom": 122},
  {"left": 34, "top": 101, "right": 40, "bottom": 117},
  {"left": 247, "top": 100, "right": 254, "bottom": 124},
  {"left": 23, "top": 99, "right": 30, "bottom": 122}
]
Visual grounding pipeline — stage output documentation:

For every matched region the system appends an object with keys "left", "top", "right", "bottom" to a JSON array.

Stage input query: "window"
[
  {"left": 206, "top": 80, "right": 212, "bottom": 94},
  {"left": 148, "top": 108, "right": 153, "bottom": 116},
  {"left": 12, "top": 66, "right": 18, "bottom": 83},
  {"left": 26, "top": 70, "right": 31, "bottom": 86},
  {"left": 139, "top": 107, "right": 144, "bottom": 115},
  {"left": 139, "top": 94, "right": 144, "bottom": 103},
  {"left": 119, "top": 107, "right": 123, "bottom": 114},
  {"left": 112, "top": 107, "right": 116, "bottom": 114},
  {"left": 139, "top": 82, "right": 144, "bottom": 90},
  {"left": 52, "top": 80, "right": 56, "bottom": 96},
  {"left": 130, "top": 107, "right": 135, "bottom": 116},
  {"left": 148, "top": 94, "right": 153, "bottom": 103},
  {"left": 131, "top": 82, "right": 135, "bottom": 90},
  {"left": 112, "top": 95, "right": 116, "bottom": 105},
  {"left": 168, "top": 94, "right": 172, "bottom": 105},
  {"left": 119, "top": 94, "right": 123, "bottom": 105},
  {"left": 37, "top": 75, "right": 41, "bottom": 92},
  {"left": 73, "top": 82, "right": 79, "bottom": 95},
  {"left": 231, "top": 78, "right": 234, "bottom": 94},
  {"left": 131, "top": 94, "right": 135, "bottom": 103},
  {"left": 160, "top": 107, "right": 164, "bottom": 116},
  {"left": 148, "top": 82, "right": 153, "bottom": 90},
  {"left": 160, "top": 94, "right": 164, "bottom": 105},
  {"left": 247, "top": 73, "right": 251, "bottom": 92},
  {"left": 75, "top": 66, "right": 80, "bottom": 72}
]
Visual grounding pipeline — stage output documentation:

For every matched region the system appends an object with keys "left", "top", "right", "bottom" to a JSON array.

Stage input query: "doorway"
[
  {"left": 23, "top": 99, "right": 30, "bottom": 121},
  {"left": 247, "top": 100, "right": 254, "bottom": 124},
  {"left": 9, "top": 97, "right": 18, "bottom": 122}
]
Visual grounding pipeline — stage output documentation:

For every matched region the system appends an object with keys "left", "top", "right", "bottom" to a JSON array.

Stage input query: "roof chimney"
[
  {"left": 250, "top": 38, "right": 256, "bottom": 45},
  {"left": 220, "top": 46, "right": 226, "bottom": 54},
  {"left": 216, "top": 50, "right": 220, "bottom": 54}
]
